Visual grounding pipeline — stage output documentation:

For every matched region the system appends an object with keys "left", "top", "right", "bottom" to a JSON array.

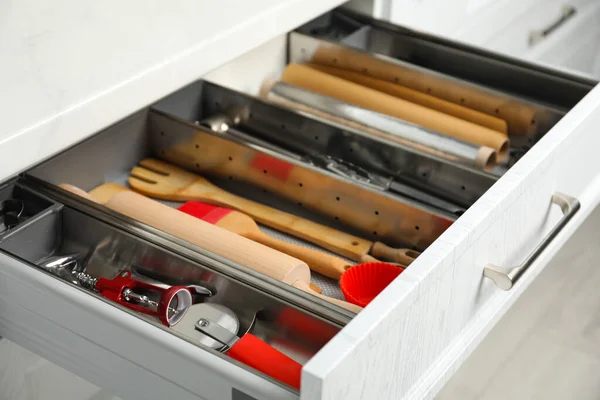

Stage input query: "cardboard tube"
[
  {"left": 310, "top": 46, "right": 538, "bottom": 135},
  {"left": 281, "top": 64, "right": 510, "bottom": 161},
  {"left": 307, "top": 64, "right": 508, "bottom": 133}
]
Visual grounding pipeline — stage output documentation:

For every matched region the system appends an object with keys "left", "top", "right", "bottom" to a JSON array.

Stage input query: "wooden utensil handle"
[
  {"left": 292, "top": 280, "right": 362, "bottom": 313},
  {"left": 249, "top": 232, "right": 352, "bottom": 280},
  {"left": 370, "top": 242, "right": 420, "bottom": 265},
  {"left": 359, "top": 254, "right": 380, "bottom": 263},
  {"left": 310, "top": 282, "right": 323, "bottom": 294},
  {"left": 58, "top": 184, "right": 100, "bottom": 203},
  {"left": 357, "top": 254, "right": 406, "bottom": 268},
  {"left": 105, "top": 191, "right": 311, "bottom": 284},
  {"left": 204, "top": 188, "right": 373, "bottom": 261}
]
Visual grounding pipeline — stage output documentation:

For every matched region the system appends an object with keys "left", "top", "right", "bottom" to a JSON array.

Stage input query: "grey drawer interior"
[
  {"left": 0, "top": 179, "right": 60, "bottom": 241},
  {"left": 0, "top": 197, "right": 340, "bottom": 386}
]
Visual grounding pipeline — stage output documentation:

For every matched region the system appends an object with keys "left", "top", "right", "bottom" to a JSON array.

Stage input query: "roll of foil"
[{"left": 261, "top": 80, "right": 496, "bottom": 171}]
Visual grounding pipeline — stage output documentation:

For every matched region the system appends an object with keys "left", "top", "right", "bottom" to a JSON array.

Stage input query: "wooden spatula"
[
  {"left": 58, "top": 183, "right": 361, "bottom": 313},
  {"left": 128, "top": 158, "right": 420, "bottom": 265},
  {"left": 179, "top": 201, "right": 351, "bottom": 279}
]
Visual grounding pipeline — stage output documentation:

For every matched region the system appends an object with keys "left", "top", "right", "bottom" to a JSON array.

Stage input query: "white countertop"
[{"left": 1, "top": 0, "right": 346, "bottom": 181}]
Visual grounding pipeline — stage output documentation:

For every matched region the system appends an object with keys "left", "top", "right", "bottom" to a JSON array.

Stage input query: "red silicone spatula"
[{"left": 178, "top": 201, "right": 352, "bottom": 279}]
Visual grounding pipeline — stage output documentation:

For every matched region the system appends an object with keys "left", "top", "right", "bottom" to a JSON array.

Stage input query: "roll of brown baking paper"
[
  {"left": 281, "top": 64, "right": 509, "bottom": 161},
  {"left": 307, "top": 64, "right": 508, "bottom": 134},
  {"left": 309, "top": 46, "right": 538, "bottom": 135}
]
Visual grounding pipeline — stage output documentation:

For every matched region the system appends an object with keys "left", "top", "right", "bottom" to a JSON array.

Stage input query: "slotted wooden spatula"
[{"left": 128, "top": 158, "right": 419, "bottom": 265}]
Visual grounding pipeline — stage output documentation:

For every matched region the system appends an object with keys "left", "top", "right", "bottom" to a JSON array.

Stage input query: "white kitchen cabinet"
[
  {"left": 387, "top": 0, "right": 600, "bottom": 78},
  {"left": 0, "top": 339, "right": 119, "bottom": 400},
  {"left": 388, "top": 0, "right": 529, "bottom": 42},
  {"left": 475, "top": 0, "right": 600, "bottom": 78},
  {"left": 523, "top": 1, "right": 600, "bottom": 78},
  {"left": 1, "top": 1, "right": 600, "bottom": 400}
]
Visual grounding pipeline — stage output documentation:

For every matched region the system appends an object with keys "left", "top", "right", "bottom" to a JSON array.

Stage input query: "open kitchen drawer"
[{"left": 2, "top": 4, "right": 600, "bottom": 400}]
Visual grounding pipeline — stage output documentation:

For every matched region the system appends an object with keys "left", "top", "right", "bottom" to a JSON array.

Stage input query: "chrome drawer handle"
[
  {"left": 484, "top": 192, "right": 580, "bottom": 290},
  {"left": 529, "top": 5, "right": 576, "bottom": 47}
]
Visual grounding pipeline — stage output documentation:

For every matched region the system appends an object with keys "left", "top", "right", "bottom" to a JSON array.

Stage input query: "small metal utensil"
[{"left": 172, "top": 303, "right": 302, "bottom": 389}]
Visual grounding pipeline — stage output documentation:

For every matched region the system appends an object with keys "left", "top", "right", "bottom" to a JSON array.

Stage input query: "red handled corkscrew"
[
  {"left": 85, "top": 270, "right": 203, "bottom": 326},
  {"left": 38, "top": 254, "right": 213, "bottom": 327}
]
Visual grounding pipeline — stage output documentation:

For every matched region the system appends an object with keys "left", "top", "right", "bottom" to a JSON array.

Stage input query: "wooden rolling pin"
[
  {"left": 306, "top": 63, "right": 508, "bottom": 133},
  {"left": 309, "top": 45, "right": 539, "bottom": 135},
  {"left": 58, "top": 183, "right": 362, "bottom": 313},
  {"left": 178, "top": 201, "right": 352, "bottom": 279},
  {"left": 281, "top": 63, "right": 510, "bottom": 161}
]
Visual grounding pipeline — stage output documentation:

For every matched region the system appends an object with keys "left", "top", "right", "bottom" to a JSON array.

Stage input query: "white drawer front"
[
  {"left": 301, "top": 81, "right": 600, "bottom": 399},
  {"left": 438, "top": 195, "right": 600, "bottom": 399},
  {"left": 389, "top": 0, "right": 474, "bottom": 37},
  {"left": 388, "top": 0, "right": 530, "bottom": 40},
  {"left": 450, "top": 0, "right": 596, "bottom": 58},
  {"left": 0, "top": 340, "right": 117, "bottom": 400},
  {"left": 480, "top": 0, "right": 569, "bottom": 58},
  {"left": 388, "top": 0, "right": 559, "bottom": 49},
  {"left": 525, "top": 2, "right": 600, "bottom": 78}
]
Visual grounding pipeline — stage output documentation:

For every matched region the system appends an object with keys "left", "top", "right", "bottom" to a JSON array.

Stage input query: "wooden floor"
[{"left": 437, "top": 205, "right": 600, "bottom": 399}]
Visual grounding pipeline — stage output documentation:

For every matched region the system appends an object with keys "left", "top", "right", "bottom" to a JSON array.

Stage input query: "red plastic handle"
[{"left": 227, "top": 334, "right": 302, "bottom": 390}]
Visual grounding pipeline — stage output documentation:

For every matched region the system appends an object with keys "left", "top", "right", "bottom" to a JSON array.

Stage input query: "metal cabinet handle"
[
  {"left": 484, "top": 192, "right": 580, "bottom": 290},
  {"left": 529, "top": 5, "right": 576, "bottom": 47}
]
